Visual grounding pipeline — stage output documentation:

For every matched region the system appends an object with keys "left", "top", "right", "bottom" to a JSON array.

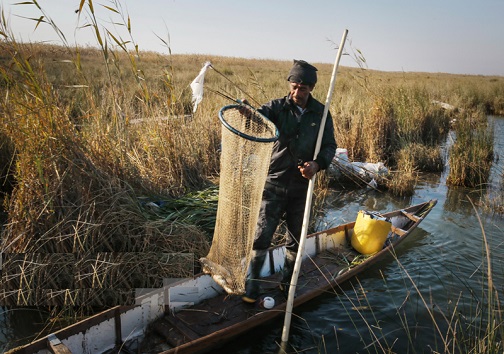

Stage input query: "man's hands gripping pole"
[{"left": 298, "top": 161, "right": 319, "bottom": 179}]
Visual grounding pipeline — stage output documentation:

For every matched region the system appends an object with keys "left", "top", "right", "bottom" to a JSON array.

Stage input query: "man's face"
[{"left": 289, "top": 82, "right": 313, "bottom": 108}]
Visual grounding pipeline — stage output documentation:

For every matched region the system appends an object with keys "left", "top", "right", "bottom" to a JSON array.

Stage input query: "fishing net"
[{"left": 200, "top": 104, "right": 278, "bottom": 295}]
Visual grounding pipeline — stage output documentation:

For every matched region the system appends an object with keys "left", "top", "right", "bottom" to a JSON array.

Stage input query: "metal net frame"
[{"left": 200, "top": 104, "right": 278, "bottom": 294}]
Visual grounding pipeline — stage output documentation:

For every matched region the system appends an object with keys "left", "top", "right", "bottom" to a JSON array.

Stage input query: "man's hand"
[
  {"left": 299, "top": 161, "right": 319, "bottom": 179},
  {"left": 238, "top": 98, "right": 253, "bottom": 117}
]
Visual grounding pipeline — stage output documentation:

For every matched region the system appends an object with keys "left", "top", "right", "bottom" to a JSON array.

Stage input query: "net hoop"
[{"left": 218, "top": 104, "right": 279, "bottom": 143}]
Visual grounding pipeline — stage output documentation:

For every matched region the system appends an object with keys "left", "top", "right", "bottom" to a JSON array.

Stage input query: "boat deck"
[{"left": 138, "top": 246, "right": 362, "bottom": 353}]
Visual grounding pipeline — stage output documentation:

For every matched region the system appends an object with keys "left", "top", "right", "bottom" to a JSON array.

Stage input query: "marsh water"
[{"left": 2, "top": 117, "right": 504, "bottom": 353}]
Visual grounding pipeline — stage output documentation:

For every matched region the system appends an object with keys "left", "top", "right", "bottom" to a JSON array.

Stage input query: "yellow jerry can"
[{"left": 351, "top": 211, "right": 392, "bottom": 255}]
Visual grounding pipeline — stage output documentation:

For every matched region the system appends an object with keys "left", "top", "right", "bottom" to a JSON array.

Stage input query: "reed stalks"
[
  {"left": 0, "top": 2, "right": 216, "bottom": 309},
  {"left": 447, "top": 109, "right": 494, "bottom": 187}
]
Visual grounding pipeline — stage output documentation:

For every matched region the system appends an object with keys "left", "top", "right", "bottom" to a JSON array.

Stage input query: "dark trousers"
[{"left": 252, "top": 181, "right": 309, "bottom": 252}]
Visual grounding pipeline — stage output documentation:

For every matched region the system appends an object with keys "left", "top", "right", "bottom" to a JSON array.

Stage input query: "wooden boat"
[{"left": 8, "top": 199, "right": 437, "bottom": 354}]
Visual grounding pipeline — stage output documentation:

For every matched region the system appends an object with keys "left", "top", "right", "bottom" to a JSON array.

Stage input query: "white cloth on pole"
[{"left": 190, "top": 61, "right": 212, "bottom": 113}]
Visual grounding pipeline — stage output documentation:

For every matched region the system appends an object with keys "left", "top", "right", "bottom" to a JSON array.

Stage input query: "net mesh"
[{"left": 200, "top": 104, "right": 278, "bottom": 295}]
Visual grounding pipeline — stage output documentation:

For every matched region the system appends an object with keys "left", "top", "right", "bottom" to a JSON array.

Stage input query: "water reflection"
[{"left": 0, "top": 307, "right": 49, "bottom": 351}]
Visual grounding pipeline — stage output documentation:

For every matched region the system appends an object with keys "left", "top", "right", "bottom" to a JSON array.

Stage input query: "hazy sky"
[{"left": 3, "top": 0, "right": 504, "bottom": 76}]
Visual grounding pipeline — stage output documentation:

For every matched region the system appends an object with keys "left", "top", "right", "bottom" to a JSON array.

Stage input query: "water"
[
  {"left": 2, "top": 117, "right": 504, "bottom": 353},
  {"left": 0, "top": 308, "right": 50, "bottom": 351}
]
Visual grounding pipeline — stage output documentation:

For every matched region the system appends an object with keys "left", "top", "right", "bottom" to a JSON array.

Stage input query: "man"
[{"left": 242, "top": 60, "right": 337, "bottom": 303}]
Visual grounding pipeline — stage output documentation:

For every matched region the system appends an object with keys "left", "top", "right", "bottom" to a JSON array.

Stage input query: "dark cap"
[{"left": 287, "top": 59, "right": 318, "bottom": 85}]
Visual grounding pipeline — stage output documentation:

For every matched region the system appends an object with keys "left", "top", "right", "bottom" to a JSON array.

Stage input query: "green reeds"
[{"left": 447, "top": 109, "right": 494, "bottom": 188}]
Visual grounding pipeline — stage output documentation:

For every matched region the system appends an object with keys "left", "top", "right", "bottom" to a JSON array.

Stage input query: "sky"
[{"left": 2, "top": 0, "right": 504, "bottom": 76}]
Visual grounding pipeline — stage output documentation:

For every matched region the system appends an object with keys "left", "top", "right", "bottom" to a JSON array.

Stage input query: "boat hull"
[{"left": 7, "top": 199, "right": 437, "bottom": 354}]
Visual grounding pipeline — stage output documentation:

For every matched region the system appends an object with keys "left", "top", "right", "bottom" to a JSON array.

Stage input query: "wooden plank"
[
  {"left": 114, "top": 307, "right": 123, "bottom": 348},
  {"left": 47, "top": 334, "right": 72, "bottom": 354},
  {"left": 9, "top": 306, "right": 136, "bottom": 354},
  {"left": 151, "top": 318, "right": 187, "bottom": 348},
  {"left": 164, "top": 313, "right": 201, "bottom": 341},
  {"left": 391, "top": 225, "right": 406, "bottom": 236},
  {"left": 401, "top": 210, "right": 421, "bottom": 222}
]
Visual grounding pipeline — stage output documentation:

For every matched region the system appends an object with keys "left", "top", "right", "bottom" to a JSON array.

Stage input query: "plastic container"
[
  {"left": 351, "top": 211, "right": 391, "bottom": 254},
  {"left": 335, "top": 148, "right": 349, "bottom": 161}
]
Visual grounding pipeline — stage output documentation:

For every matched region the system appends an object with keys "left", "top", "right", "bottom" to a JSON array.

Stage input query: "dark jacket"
[{"left": 258, "top": 94, "right": 337, "bottom": 186}]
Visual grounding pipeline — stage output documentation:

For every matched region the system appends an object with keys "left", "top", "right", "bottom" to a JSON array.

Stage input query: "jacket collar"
[{"left": 285, "top": 94, "right": 322, "bottom": 114}]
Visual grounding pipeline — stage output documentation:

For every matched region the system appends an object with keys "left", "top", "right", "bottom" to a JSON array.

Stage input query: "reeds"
[
  {"left": 0, "top": 3, "right": 217, "bottom": 309},
  {"left": 447, "top": 109, "right": 494, "bottom": 187}
]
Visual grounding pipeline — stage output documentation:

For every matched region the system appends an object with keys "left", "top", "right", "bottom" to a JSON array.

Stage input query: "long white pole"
[{"left": 280, "top": 29, "right": 348, "bottom": 346}]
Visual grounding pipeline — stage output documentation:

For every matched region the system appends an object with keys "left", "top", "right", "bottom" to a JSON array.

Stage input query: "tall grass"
[
  {"left": 0, "top": 3, "right": 217, "bottom": 309},
  {"left": 447, "top": 109, "right": 494, "bottom": 187},
  {"left": 330, "top": 67, "right": 453, "bottom": 195}
]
